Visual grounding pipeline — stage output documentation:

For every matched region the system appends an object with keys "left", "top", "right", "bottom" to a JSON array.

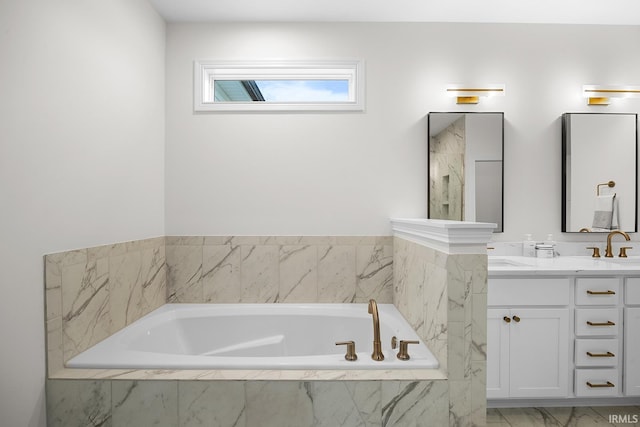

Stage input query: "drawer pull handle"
[
  {"left": 512, "top": 315, "right": 521, "bottom": 323},
  {"left": 503, "top": 316, "right": 511, "bottom": 323},
  {"left": 586, "top": 381, "right": 615, "bottom": 388},
  {"left": 586, "top": 290, "right": 616, "bottom": 295},
  {"left": 586, "top": 321, "right": 616, "bottom": 326},
  {"left": 586, "top": 351, "right": 615, "bottom": 358}
]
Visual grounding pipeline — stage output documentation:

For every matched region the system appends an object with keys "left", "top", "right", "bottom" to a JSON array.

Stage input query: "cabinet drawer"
[
  {"left": 575, "top": 339, "right": 619, "bottom": 367},
  {"left": 575, "top": 369, "right": 620, "bottom": 397},
  {"left": 575, "top": 308, "right": 621, "bottom": 336},
  {"left": 488, "top": 278, "right": 570, "bottom": 306},
  {"left": 575, "top": 278, "right": 620, "bottom": 306},
  {"left": 626, "top": 278, "right": 640, "bottom": 305}
]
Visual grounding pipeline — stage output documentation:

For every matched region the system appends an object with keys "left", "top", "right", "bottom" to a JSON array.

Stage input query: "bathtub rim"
[
  {"left": 65, "top": 302, "right": 440, "bottom": 371},
  {"left": 50, "top": 302, "right": 447, "bottom": 381},
  {"left": 48, "top": 366, "right": 448, "bottom": 381}
]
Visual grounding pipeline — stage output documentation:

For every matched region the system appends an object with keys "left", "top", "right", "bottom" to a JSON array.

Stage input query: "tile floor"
[{"left": 487, "top": 406, "right": 640, "bottom": 426}]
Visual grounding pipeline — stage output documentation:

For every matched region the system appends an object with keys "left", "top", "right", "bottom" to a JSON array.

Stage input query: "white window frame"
[{"left": 194, "top": 59, "right": 365, "bottom": 112}]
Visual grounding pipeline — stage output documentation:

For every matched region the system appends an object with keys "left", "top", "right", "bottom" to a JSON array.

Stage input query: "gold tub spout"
[
  {"left": 368, "top": 299, "right": 384, "bottom": 361},
  {"left": 605, "top": 230, "right": 630, "bottom": 257}
]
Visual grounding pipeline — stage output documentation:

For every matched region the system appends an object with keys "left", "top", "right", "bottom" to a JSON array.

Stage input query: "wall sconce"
[
  {"left": 583, "top": 85, "right": 640, "bottom": 106},
  {"left": 446, "top": 84, "right": 505, "bottom": 104}
]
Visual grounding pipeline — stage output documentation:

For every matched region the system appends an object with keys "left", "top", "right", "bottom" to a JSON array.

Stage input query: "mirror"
[
  {"left": 427, "top": 112, "right": 504, "bottom": 231},
  {"left": 562, "top": 113, "right": 638, "bottom": 233}
]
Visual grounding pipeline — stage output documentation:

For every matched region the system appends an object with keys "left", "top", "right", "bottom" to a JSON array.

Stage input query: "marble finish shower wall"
[
  {"left": 429, "top": 117, "right": 465, "bottom": 221},
  {"left": 47, "top": 378, "right": 449, "bottom": 427},
  {"left": 393, "top": 237, "right": 487, "bottom": 426},
  {"left": 44, "top": 237, "right": 166, "bottom": 375},
  {"left": 165, "top": 236, "right": 393, "bottom": 304}
]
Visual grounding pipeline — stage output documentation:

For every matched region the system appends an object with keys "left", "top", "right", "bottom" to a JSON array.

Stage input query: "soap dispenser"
[
  {"left": 522, "top": 234, "right": 536, "bottom": 257},
  {"left": 546, "top": 234, "right": 556, "bottom": 255}
]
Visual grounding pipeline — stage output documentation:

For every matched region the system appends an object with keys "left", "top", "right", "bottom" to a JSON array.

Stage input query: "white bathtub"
[{"left": 67, "top": 303, "right": 439, "bottom": 370}]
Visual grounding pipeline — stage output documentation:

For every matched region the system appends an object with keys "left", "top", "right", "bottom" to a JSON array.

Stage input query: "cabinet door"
[
  {"left": 625, "top": 307, "right": 640, "bottom": 396},
  {"left": 487, "top": 309, "right": 510, "bottom": 399},
  {"left": 509, "top": 308, "right": 570, "bottom": 398}
]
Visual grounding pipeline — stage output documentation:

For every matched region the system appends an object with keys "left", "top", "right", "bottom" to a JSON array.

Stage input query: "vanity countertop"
[{"left": 488, "top": 255, "right": 640, "bottom": 276}]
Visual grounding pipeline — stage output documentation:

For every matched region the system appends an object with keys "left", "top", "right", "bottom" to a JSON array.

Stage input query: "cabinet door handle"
[
  {"left": 512, "top": 315, "right": 521, "bottom": 323},
  {"left": 503, "top": 316, "right": 511, "bottom": 323},
  {"left": 586, "top": 381, "right": 615, "bottom": 388},
  {"left": 586, "top": 321, "right": 616, "bottom": 326},
  {"left": 586, "top": 290, "right": 615, "bottom": 295},
  {"left": 586, "top": 351, "right": 615, "bottom": 358}
]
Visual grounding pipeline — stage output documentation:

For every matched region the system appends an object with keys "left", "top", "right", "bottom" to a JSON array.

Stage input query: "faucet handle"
[
  {"left": 586, "top": 247, "right": 601, "bottom": 258},
  {"left": 619, "top": 247, "right": 632, "bottom": 258},
  {"left": 336, "top": 341, "right": 358, "bottom": 361},
  {"left": 396, "top": 340, "right": 419, "bottom": 360}
]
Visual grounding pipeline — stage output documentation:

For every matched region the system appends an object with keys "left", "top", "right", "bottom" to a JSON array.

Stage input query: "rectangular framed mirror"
[
  {"left": 562, "top": 113, "right": 638, "bottom": 233},
  {"left": 427, "top": 112, "right": 504, "bottom": 232}
]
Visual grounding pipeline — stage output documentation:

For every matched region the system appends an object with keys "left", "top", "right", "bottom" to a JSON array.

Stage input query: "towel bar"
[{"left": 596, "top": 181, "right": 615, "bottom": 196}]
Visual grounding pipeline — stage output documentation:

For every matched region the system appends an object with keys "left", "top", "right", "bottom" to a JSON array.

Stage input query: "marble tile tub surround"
[
  {"left": 391, "top": 218, "right": 492, "bottom": 427},
  {"left": 46, "top": 378, "right": 449, "bottom": 427},
  {"left": 45, "top": 235, "right": 394, "bottom": 375},
  {"left": 166, "top": 236, "right": 394, "bottom": 304},
  {"left": 45, "top": 237, "right": 167, "bottom": 376}
]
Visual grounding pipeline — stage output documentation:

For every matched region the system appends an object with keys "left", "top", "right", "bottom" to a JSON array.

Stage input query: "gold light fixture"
[
  {"left": 446, "top": 84, "right": 505, "bottom": 104},
  {"left": 583, "top": 85, "right": 640, "bottom": 106}
]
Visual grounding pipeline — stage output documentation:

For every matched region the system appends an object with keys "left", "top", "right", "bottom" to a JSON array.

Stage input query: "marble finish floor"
[{"left": 488, "top": 406, "right": 640, "bottom": 426}]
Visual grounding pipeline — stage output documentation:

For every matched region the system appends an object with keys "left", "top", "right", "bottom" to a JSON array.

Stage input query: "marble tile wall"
[
  {"left": 45, "top": 237, "right": 166, "bottom": 375},
  {"left": 393, "top": 236, "right": 487, "bottom": 426},
  {"left": 46, "top": 235, "right": 457, "bottom": 426},
  {"left": 45, "top": 236, "right": 393, "bottom": 374},
  {"left": 429, "top": 116, "right": 465, "bottom": 221},
  {"left": 46, "top": 378, "right": 449, "bottom": 427},
  {"left": 165, "top": 236, "right": 394, "bottom": 304}
]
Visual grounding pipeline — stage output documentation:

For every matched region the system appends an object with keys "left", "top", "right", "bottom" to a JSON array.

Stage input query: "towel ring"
[{"left": 596, "top": 181, "right": 615, "bottom": 196}]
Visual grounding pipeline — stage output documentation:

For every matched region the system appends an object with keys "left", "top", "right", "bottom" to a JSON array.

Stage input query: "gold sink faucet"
[
  {"left": 605, "top": 230, "right": 630, "bottom": 257},
  {"left": 368, "top": 299, "right": 384, "bottom": 361}
]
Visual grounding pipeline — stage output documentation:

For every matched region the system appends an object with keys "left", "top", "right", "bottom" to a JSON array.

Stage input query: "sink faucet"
[
  {"left": 368, "top": 299, "right": 384, "bottom": 361},
  {"left": 605, "top": 230, "right": 630, "bottom": 257}
]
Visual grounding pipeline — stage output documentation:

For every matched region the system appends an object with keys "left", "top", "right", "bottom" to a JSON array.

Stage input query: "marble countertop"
[{"left": 488, "top": 255, "right": 640, "bottom": 276}]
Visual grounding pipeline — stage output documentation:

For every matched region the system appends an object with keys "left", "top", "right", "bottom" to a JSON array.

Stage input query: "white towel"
[{"left": 592, "top": 194, "right": 619, "bottom": 231}]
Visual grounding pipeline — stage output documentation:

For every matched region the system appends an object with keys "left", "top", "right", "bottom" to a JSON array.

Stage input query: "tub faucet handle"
[
  {"left": 397, "top": 340, "right": 419, "bottom": 360},
  {"left": 336, "top": 341, "right": 358, "bottom": 361}
]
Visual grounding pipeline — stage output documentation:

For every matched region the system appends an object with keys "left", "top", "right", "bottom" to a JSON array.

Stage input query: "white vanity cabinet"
[
  {"left": 625, "top": 278, "right": 640, "bottom": 396},
  {"left": 487, "top": 278, "right": 570, "bottom": 399},
  {"left": 573, "top": 277, "right": 622, "bottom": 398},
  {"left": 488, "top": 265, "right": 640, "bottom": 404}
]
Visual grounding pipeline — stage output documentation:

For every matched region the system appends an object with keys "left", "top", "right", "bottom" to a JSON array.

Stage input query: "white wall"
[
  {"left": 0, "top": 1, "right": 165, "bottom": 425},
  {"left": 2, "top": 15, "right": 640, "bottom": 426},
  {"left": 165, "top": 23, "right": 640, "bottom": 241}
]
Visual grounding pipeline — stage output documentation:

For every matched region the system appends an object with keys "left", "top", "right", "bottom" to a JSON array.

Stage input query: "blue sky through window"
[{"left": 254, "top": 80, "right": 349, "bottom": 102}]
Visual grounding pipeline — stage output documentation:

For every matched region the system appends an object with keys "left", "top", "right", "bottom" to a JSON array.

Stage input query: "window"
[{"left": 194, "top": 59, "right": 364, "bottom": 112}]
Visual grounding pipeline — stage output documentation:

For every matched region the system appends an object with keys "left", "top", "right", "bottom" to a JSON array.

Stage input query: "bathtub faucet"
[{"left": 367, "top": 299, "right": 384, "bottom": 361}]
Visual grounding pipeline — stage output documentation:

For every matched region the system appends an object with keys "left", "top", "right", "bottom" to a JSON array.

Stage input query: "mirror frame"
[
  {"left": 561, "top": 112, "right": 639, "bottom": 233},
  {"left": 427, "top": 112, "right": 505, "bottom": 232}
]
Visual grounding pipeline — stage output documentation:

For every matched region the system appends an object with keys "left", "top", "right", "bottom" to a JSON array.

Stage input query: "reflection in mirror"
[
  {"left": 562, "top": 113, "right": 638, "bottom": 233},
  {"left": 427, "top": 112, "right": 504, "bottom": 232}
]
